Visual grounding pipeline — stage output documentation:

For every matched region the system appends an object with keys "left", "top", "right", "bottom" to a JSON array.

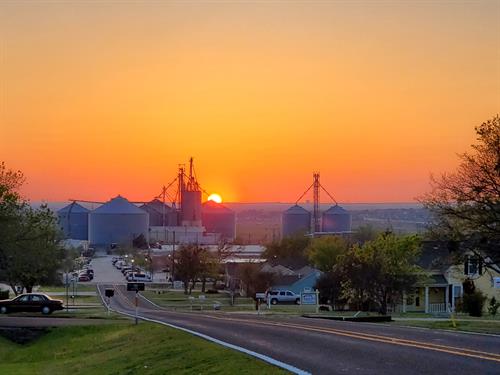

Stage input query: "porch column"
[
  {"left": 445, "top": 285, "right": 449, "bottom": 312},
  {"left": 451, "top": 285, "right": 455, "bottom": 312},
  {"left": 425, "top": 286, "right": 429, "bottom": 313}
]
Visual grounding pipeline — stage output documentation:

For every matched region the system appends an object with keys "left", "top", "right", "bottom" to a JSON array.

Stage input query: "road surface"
[{"left": 98, "top": 284, "right": 500, "bottom": 375}]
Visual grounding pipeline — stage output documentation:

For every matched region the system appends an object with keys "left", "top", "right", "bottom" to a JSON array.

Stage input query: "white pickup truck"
[{"left": 255, "top": 290, "right": 301, "bottom": 305}]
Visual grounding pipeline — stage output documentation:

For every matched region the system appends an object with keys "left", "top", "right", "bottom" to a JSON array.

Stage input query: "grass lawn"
[
  {"left": 0, "top": 323, "right": 287, "bottom": 375},
  {"left": 392, "top": 319, "right": 500, "bottom": 335},
  {"left": 37, "top": 285, "right": 97, "bottom": 293}
]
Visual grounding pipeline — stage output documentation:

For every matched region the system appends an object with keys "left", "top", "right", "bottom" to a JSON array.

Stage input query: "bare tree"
[{"left": 420, "top": 115, "right": 500, "bottom": 267}]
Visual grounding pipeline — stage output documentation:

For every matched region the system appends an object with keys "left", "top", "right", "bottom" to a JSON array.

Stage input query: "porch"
[{"left": 398, "top": 275, "right": 462, "bottom": 314}]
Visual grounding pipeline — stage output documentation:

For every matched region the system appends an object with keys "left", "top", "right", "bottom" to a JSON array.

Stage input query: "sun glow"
[{"left": 207, "top": 193, "right": 222, "bottom": 204}]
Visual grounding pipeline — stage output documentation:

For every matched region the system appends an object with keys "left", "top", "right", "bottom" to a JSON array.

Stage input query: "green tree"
[
  {"left": 239, "top": 263, "right": 274, "bottom": 298},
  {"left": 306, "top": 236, "right": 349, "bottom": 272},
  {"left": 342, "top": 234, "right": 425, "bottom": 314},
  {"left": 420, "top": 115, "right": 500, "bottom": 267},
  {"left": 0, "top": 162, "right": 65, "bottom": 294},
  {"left": 1, "top": 204, "right": 64, "bottom": 293},
  {"left": 352, "top": 224, "right": 379, "bottom": 245},
  {"left": 175, "top": 244, "right": 207, "bottom": 294},
  {"left": 264, "top": 235, "right": 310, "bottom": 267}
]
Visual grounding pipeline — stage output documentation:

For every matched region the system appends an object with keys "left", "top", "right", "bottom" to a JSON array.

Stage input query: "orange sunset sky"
[{"left": 1, "top": 1, "right": 499, "bottom": 203}]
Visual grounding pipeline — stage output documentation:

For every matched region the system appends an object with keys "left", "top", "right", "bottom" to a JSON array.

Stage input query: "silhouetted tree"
[{"left": 420, "top": 115, "right": 500, "bottom": 267}]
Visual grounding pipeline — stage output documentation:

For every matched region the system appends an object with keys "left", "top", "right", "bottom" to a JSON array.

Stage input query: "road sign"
[
  {"left": 301, "top": 292, "right": 317, "bottom": 305},
  {"left": 127, "top": 282, "right": 145, "bottom": 292},
  {"left": 105, "top": 288, "right": 115, "bottom": 298}
]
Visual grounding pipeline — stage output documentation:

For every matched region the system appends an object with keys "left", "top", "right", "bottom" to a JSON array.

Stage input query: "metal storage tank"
[
  {"left": 282, "top": 204, "right": 311, "bottom": 238},
  {"left": 140, "top": 199, "right": 178, "bottom": 226},
  {"left": 202, "top": 200, "right": 236, "bottom": 241},
  {"left": 321, "top": 205, "right": 352, "bottom": 232},
  {"left": 57, "top": 202, "right": 89, "bottom": 240},
  {"left": 181, "top": 190, "right": 202, "bottom": 226},
  {"left": 89, "top": 195, "right": 149, "bottom": 248}
]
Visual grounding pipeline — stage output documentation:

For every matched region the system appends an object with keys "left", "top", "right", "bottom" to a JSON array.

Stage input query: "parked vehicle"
[
  {"left": 267, "top": 290, "right": 300, "bottom": 305},
  {"left": 78, "top": 274, "right": 91, "bottom": 282},
  {"left": 126, "top": 273, "right": 152, "bottom": 282},
  {"left": 0, "top": 293, "right": 64, "bottom": 315}
]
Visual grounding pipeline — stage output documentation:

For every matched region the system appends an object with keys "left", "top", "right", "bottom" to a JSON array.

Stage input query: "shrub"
[
  {"left": 206, "top": 289, "right": 219, "bottom": 294},
  {"left": 0, "top": 289, "right": 10, "bottom": 300},
  {"left": 488, "top": 297, "right": 500, "bottom": 316},
  {"left": 463, "top": 290, "right": 487, "bottom": 317}
]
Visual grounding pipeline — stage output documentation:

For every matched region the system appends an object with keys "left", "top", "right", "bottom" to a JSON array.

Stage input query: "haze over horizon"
[{"left": 1, "top": 1, "right": 499, "bottom": 203}]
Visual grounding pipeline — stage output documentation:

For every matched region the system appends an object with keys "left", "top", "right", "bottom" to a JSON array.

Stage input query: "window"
[
  {"left": 286, "top": 292, "right": 293, "bottom": 296},
  {"left": 465, "top": 256, "right": 482, "bottom": 276},
  {"left": 453, "top": 285, "right": 463, "bottom": 298},
  {"left": 279, "top": 291, "right": 286, "bottom": 296},
  {"left": 30, "top": 295, "right": 46, "bottom": 302},
  {"left": 17, "top": 295, "right": 29, "bottom": 302}
]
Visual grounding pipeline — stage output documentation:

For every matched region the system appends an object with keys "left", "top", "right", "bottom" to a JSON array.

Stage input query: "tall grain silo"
[
  {"left": 89, "top": 195, "right": 149, "bottom": 248},
  {"left": 321, "top": 205, "right": 351, "bottom": 232},
  {"left": 282, "top": 204, "right": 311, "bottom": 238},
  {"left": 202, "top": 200, "right": 236, "bottom": 241},
  {"left": 57, "top": 202, "right": 89, "bottom": 240},
  {"left": 181, "top": 190, "right": 202, "bottom": 226},
  {"left": 140, "top": 199, "right": 178, "bottom": 226}
]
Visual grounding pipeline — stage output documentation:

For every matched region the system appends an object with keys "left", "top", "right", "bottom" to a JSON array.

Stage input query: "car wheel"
[
  {"left": 295, "top": 298, "right": 300, "bottom": 305},
  {"left": 0, "top": 306, "right": 7, "bottom": 314},
  {"left": 271, "top": 298, "right": 278, "bottom": 305},
  {"left": 41, "top": 306, "right": 52, "bottom": 315}
]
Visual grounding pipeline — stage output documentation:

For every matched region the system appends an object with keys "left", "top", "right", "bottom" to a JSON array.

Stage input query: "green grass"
[
  {"left": 0, "top": 323, "right": 287, "bottom": 375},
  {"left": 38, "top": 285, "right": 97, "bottom": 293},
  {"left": 392, "top": 319, "right": 500, "bottom": 335}
]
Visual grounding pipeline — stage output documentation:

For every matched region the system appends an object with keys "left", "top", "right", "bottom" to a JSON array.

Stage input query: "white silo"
[{"left": 88, "top": 195, "right": 149, "bottom": 248}]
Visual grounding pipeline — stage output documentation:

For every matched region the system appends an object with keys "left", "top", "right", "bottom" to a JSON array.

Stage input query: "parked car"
[
  {"left": 267, "top": 290, "right": 300, "bottom": 305},
  {"left": 78, "top": 274, "right": 91, "bottom": 282},
  {"left": 0, "top": 293, "right": 64, "bottom": 315},
  {"left": 126, "top": 273, "right": 152, "bottom": 282}
]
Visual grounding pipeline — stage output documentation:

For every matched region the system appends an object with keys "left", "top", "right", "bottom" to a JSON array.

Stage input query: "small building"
[{"left": 272, "top": 269, "right": 322, "bottom": 295}]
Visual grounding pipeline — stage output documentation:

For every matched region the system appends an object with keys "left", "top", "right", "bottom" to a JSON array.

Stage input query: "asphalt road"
[{"left": 98, "top": 284, "right": 500, "bottom": 375}]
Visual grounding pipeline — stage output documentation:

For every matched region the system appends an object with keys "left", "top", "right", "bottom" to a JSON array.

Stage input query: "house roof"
[{"left": 417, "top": 241, "right": 456, "bottom": 272}]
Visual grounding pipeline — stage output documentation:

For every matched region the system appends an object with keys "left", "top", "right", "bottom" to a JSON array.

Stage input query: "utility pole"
[{"left": 313, "top": 172, "right": 321, "bottom": 233}]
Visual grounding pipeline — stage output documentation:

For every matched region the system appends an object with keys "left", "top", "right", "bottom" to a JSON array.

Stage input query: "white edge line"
[{"left": 97, "top": 285, "right": 311, "bottom": 375}]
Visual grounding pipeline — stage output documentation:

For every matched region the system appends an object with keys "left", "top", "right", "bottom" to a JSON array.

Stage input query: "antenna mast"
[{"left": 313, "top": 172, "right": 321, "bottom": 233}]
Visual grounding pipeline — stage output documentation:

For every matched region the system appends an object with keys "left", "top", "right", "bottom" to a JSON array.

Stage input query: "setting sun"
[{"left": 207, "top": 193, "right": 222, "bottom": 204}]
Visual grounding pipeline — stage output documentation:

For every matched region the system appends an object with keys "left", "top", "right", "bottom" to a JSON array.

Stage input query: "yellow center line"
[
  {"left": 126, "top": 293, "right": 500, "bottom": 363},
  {"left": 193, "top": 314, "right": 500, "bottom": 363}
]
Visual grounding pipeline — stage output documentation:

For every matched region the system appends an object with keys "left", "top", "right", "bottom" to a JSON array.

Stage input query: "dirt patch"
[{"left": 0, "top": 327, "right": 49, "bottom": 344}]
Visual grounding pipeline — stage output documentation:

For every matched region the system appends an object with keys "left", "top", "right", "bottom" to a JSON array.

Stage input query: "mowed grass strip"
[
  {"left": 0, "top": 323, "right": 288, "bottom": 375},
  {"left": 392, "top": 319, "right": 500, "bottom": 335}
]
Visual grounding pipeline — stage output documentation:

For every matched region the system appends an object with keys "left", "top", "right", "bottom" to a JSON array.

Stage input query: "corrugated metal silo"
[
  {"left": 321, "top": 205, "right": 351, "bottom": 232},
  {"left": 140, "top": 199, "right": 178, "bottom": 226},
  {"left": 57, "top": 202, "right": 89, "bottom": 240},
  {"left": 282, "top": 204, "right": 311, "bottom": 238},
  {"left": 202, "top": 200, "right": 236, "bottom": 241},
  {"left": 88, "top": 195, "right": 149, "bottom": 248},
  {"left": 181, "top": 190, "right": 202, "bottom": 226}
]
